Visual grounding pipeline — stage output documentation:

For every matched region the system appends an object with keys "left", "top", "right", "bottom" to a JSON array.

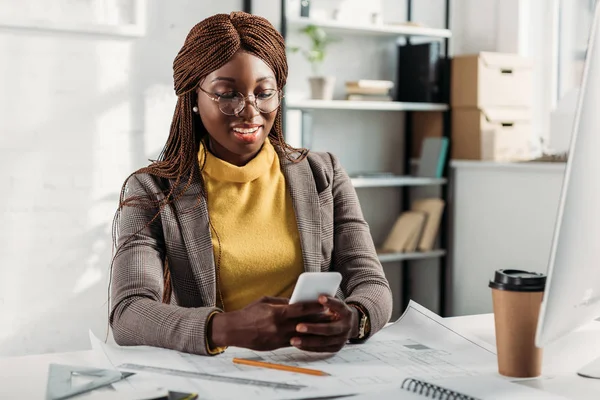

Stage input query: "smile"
[
  {"left": 231, "top": 125, "right": 263, "bottom": 144},
  {"left": 232, "top": 127, "right": 260, "bottom": 134}
]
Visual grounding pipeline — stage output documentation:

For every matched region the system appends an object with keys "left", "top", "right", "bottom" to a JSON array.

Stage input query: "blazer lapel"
[
  {"left": 280, "top": 151, "right": 322, "bottom": 273},
  {"left": 169, "top": 167, "right": 217, "bottom": 306}
]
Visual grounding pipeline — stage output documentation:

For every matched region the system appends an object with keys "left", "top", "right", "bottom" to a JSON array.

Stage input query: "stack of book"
[
  {"left": 345, "top": 80, "right": 394, "bottom": 102},
  {"left": 379, "top": 198, "right": 445, "bottom": 254}
]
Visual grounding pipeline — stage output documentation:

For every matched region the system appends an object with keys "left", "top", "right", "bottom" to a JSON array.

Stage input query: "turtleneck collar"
[{"left": 198, "top": 138, "right": 277, "bottom": 183}]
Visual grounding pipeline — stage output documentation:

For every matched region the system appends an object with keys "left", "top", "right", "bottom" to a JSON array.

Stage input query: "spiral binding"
[{"left": 401, "top": 378, "right": 482, "bottom": 400}]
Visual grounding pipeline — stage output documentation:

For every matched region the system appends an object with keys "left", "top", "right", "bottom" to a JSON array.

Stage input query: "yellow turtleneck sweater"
[{"left": 198, "top": 139, "right": 304, "bottom": 312}]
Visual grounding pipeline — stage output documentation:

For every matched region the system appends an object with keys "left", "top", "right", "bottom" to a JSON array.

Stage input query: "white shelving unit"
[
  {"left": 351, "top": 176, "right": 446, "bottom": 188},
  {"left": 378, "top": 249, "right": 447, "bottom": 263},
  {"left": 280, "top": 0, "right": 452, "bottom": 314},
  {"left": 286, "top": 99, "right": 449, "bottom": 112},
  {"left": 0, "top": 19, "right": 146, "bottom": 37},
  {"left": 0, "top": 0, "right": 147, "bottom": 38},
  {"left": 287, "top": 17, "right": 451, "bottom": 39}
]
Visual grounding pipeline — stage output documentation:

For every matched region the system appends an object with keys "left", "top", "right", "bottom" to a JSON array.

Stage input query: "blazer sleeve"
[
  {"left": 109, "top": 174, "right": 222, "bottom": 356},
  {"left": 328, "top": 153, "right": 394, "bottom": 339}
]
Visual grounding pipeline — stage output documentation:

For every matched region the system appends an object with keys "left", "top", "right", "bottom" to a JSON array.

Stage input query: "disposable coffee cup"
[{"left": 489, "top": 269, "right": 546, "bottom": 378}]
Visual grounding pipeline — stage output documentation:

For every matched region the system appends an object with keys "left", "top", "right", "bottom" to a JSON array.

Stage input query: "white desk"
[
  {"left": 2, "top": 314, "right": 600, "bottom": 399},
  {"left": 444, "top": 314, "right": 600, "bottom": 399}
]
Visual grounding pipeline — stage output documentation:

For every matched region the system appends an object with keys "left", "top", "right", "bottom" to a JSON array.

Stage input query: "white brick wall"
[{"left": 0, "top": 0, "right": 242, "bottom": 357}]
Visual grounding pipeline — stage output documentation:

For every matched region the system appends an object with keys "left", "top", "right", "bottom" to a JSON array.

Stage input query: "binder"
[
  {"left": 400, "top": 378, "right": 480, "bottom": 399},
  {"left": 395, "top": 42, "right": 449, "bottom": 103},
  {"left": 417, "top": 137, "right": 449, "bottom": 178}
]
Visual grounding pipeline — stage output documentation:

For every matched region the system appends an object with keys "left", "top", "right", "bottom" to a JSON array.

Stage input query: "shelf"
[
  {"left": 285, "top": 99, "right": 449, "bottom": 112},
  {"left": 378, "top": 249, "right": 446, "bottom": 263},
  {"left": 0, "top": 19, "right": 145, "bottom": 38},
  {"left": 287, "top": 17, "right": 452, "bottom": 39},
  {"left": 351, "top": 176, "right": 447, "bottom": 188}
]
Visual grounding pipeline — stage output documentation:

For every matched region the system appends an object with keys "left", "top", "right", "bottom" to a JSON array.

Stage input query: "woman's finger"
[
  {"left": 318, "top": 296, "right": 353, "bottom": 322},
  {"left": 318, "top": 296, "right": 347, "bottom": 311},
  {"left": 290, "top": 335, "right": 347, "bottom": 353},
  {"left": 283, "top": 301, "right": 326, "bottom": 319},
  {"left": 296, "top": 320, "right": 349, "bottom": 336}
]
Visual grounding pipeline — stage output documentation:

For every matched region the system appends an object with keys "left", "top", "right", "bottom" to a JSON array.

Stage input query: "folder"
[
  {"left": 417, "top": 137, "right": 449, "bottom": 178},
  {"left": 380, "top": 211, "right": 427, "bottom": 253},
  {"left": 411, "top": 198, "right": 445, "bottom": 251}
]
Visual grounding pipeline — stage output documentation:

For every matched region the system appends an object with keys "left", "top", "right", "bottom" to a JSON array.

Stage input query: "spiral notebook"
[
  {"left": 348, "top": 378, "right": 479, "bottom": 399},
  {"left": 386, "top": 378, "right": 480, "bottom": 400},
  {"left": 350, "top": 376, "right": 567, "bottom": 399},
  {"left": 401, "top": 378, "right": 479, "bottom": 399}
]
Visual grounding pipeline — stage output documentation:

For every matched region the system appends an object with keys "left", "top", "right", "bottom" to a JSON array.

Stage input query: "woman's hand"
[
  {"left": 209, "top": 296, "right": 326, "bottom": 351},
  {"left": 290, "top": 296, "right": 357, "bottom": 353}
]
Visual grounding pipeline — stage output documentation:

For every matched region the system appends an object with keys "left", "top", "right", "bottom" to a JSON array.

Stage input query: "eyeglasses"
[{"left": 198, "top": 86, "right": 283, "bottom": 116}]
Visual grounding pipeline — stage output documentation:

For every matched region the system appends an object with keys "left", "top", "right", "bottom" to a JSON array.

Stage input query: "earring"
[{"left": 193, "top": 106, "right": 198, "bottom": 113}]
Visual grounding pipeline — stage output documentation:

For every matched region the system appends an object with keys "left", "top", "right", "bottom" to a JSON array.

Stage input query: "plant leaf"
[{"left": 291, "top": 24, "right": 341, "bottom": 68}]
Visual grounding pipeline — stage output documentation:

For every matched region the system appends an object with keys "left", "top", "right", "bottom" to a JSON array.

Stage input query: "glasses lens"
[
  {"left": 218, "top": 90, "right": 281, "bottom": 115},
  {"left": 256, "top": 90, "right": 281, "bottom": 113},
  {"left": 219, "top": 92, "right": 244, "bottom": 115}
]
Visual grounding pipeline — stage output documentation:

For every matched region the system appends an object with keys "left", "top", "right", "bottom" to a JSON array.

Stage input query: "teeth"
[{"left": 233, "top": 127, "right": 259, "bottom": 134}]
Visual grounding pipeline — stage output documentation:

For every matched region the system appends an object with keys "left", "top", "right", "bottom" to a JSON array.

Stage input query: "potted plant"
[{"left": 288, "top": 25, "right": 340, "bottom": 100}]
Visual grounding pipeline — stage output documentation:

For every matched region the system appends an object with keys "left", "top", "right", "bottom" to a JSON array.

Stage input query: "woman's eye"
[
  {"left": 217, "top": 91, "right": 237, "bottom": 99},
  {"left": 257, "top": 90, "right": 276, "bottom": 99}
]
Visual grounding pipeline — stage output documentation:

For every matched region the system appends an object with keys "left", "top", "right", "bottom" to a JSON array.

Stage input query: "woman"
[{"left": 110, "top": 11, "right": 392, "bottom": 356}]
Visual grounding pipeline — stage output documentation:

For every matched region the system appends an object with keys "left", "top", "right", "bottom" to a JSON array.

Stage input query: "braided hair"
[{"left": 111, "top": 11, "right": 306, "bottom": 304}]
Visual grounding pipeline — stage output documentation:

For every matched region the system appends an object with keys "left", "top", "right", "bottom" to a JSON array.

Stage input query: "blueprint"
[{"left": 91, "top": 301, "right": 499, "bottom": 400}]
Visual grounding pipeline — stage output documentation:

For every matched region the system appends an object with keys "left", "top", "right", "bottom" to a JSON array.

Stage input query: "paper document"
[
  {"left": 346, "top": 376, "right": 569, "bottom": 400},
  {"left": 90, "top": 301, "right": 503, "bottom": 399},
  {"left": 345, "top": 384, "right": 428, "bottom": 400},
  {"left": 426, "top": 376, "right": 570, "bottom": 399}
]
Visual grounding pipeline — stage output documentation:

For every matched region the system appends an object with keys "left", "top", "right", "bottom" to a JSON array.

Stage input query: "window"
[
  {"left": 556, "top": 0, "right": 596, "bottom": 102},
  {"left": 536, "top": 0, "right": 597, "bottom": 154}
]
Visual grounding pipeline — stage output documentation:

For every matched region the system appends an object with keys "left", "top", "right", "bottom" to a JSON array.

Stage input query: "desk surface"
[
  {"left": 445, "top": 314, "right": 600, "bottom": 399},
  {"left": 2, "top": 313, "right": 600, "bottom": 399}
]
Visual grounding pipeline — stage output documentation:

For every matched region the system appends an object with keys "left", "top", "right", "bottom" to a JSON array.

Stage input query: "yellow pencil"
[{"left": 232, "top": 358, "right": 330, "bottom": 377}]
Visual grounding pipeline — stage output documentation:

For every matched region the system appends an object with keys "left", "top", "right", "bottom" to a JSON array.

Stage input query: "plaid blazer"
[{"left": 110, "top": 147, "right": 393, "bottom": 356}]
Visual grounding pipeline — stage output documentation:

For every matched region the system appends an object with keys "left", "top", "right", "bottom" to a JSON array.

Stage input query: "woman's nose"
[{"left": 237, "top": 95, "right": 260, "bottom": 118}]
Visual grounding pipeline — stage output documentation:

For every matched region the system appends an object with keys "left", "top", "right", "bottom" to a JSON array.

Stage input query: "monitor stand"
[{"left": 577, "top": 356, "right": 600, "bottom": 379}]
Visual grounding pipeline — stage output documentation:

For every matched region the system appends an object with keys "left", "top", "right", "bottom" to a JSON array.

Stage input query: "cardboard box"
[
  {"left": 411, "top": 112, "right": 443, "bottom": 158},
  {"left": 451, "top": 52, "right": 533, "bottom": 108},
  {"left": 452, "top": 108, "right": 532, "bottom": 161}
]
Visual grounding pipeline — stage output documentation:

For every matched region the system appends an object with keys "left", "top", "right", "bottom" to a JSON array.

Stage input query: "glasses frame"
[{"left": 197, "top": 85, "right": 284, "bottom": 116}]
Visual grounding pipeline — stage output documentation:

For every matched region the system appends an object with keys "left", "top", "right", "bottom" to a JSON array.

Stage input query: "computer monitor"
[{"left": 535, "top": 0, "right": 600, "bottom": 379}]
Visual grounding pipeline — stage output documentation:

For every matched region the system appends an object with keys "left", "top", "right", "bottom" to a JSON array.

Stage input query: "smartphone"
[{"left": 289, "top": 272, "right": 342, "bottom": 304}]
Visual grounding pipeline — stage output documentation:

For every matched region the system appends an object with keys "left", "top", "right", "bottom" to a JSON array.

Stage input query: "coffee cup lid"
[{"left": 489, "top": 269, "right": 546, "bottom": 292}]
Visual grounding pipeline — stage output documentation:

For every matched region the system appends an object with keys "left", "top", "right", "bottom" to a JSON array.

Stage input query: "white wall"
[
  {"left": 451, "top": 0, "right": 499, "bottom": 55},
  {"left": 0, "top": 0, "right": 243, "bottom": 357}
]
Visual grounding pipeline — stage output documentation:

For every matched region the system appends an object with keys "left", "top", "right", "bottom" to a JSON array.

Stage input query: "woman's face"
[{"left": 196, "top": 50, "right": 279, "bottom": 166}]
